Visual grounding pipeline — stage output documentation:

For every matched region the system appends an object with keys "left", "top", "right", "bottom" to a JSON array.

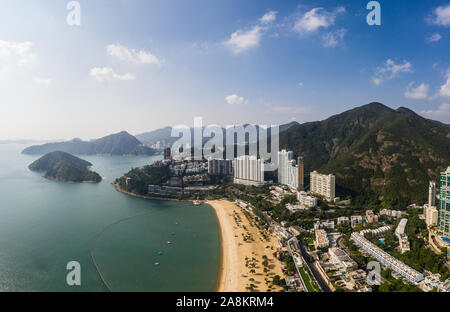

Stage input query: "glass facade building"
[{"left": 438, "top": 167, "right": 450, "bottom": 239}]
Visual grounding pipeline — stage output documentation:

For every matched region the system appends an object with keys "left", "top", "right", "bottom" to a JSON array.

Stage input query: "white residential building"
[
  {"left": 396, "top": 219, "right": 410, "bottom": 254},
  {"left": 360, "top": 225, "right": 392, "bottom": 238},
  {"left": 380, "top": 209, "right": 403, "bottom": 219},
  {"left": 233, "top": 155, "right": 266, "bottom": 187},
  {"left": 337, "top": 216, "right": 350, "bottom": 226},
  {"left": 278, "top": 150, "right": 299, "bottom": 190},
  {"left": 396, "top": 218, "right": 408, "bottom": 236},
  {"left": 328, "top": 247, "right": 358, "bottom": 272},
  {"left": 351, "top": 232, "right": 424, "bottom": 284},
  {"left": 314, "top": 220, "right": 335, "bottom": 230},
  {"left": 310, "top": 171, "right": 335, "bottom": 201},
  {"left": 297, "top": 191, "right": 317, "bottom": 208},
  {"left": 426, "top": 206, "right": 438, "bottom": 227}
]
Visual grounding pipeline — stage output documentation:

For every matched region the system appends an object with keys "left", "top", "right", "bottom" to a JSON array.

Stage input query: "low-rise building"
[
  {"left": 328, "top": 247, "right": 358, "bottom": 272},
  {"left": 380, "top": 209, "right": 403, "bottom": 219},
  {"left": 360, "top": 225, "right": 392, "bottom": 238},
  {"left": 396, "top": 218, "right": 410, "bottom": 253},
  {"left": 350, "top": 232, "right": 424, "bottom": 284},
  {"left": 396, "top": 218, "right": 408, "bottom": 236},
  {"left": 273, "top": 225, "right": 292, "bottom": 242},
  {"left": 314, "top": 220, "right": 335, "bottom": 230},
  {"left": 337, "top": 216, "right": 350, "bottom": 226},
  {"left": 315, "top": 229, "right": 329, "bottom": 249},
  {"left": 365, "top": 210, "right": 379, "bottom": 223},
  {"left": 288, "top": 226, "right": 303, "bottom": 237},
  {"left": 286, "top": 203, "right": 307, "bottom": 212},
  {"left": 297, "top": 191, "right": 317, "bottom": 208},
  {"left": 351, "top": 215, "right": 363, "bottom": 228}
]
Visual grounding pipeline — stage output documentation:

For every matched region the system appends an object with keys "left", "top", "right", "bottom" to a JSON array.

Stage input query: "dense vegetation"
[
  {"left": 279, "top": 102, "right": 450, "bottom": 208},
  {"left": 396, "top": 210, "right": 450, "bottom": 281},
  {"left": 28, "top": 151, "right": 101, "bottom": 183},
  {"left": 116, "top": 163, "right": 171, "bottom": 195},
  {"left": 22, "top": 131, "right": 157, "bottom": 156}
]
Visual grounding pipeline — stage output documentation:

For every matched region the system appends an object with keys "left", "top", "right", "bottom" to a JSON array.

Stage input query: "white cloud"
[
  {"left": 106, "top": 44, "right": 162, "bottom": 66},
  {"left": 298, "top": 82, "right": 304, "bottom": 87},
  {"left": 0, "top": 40, "right": 36, "bottom": 67},
  {"left": 226, "top": 94, "right": 248, "bottom": 105},
  {"left": 404, "top": 82, "right": 429, "bottom": 99},
  {"left": 428, "top": 4, "right": 450, "bottom": 26},
  {"left": 90, "top": 67, "right": 135, "bottom": 82},
  {"left": 426, "top": 33, "right": 442, "bottom": 43},
  {"left": 421, "top": 103, "right": 450, "bottom": 122},
  {"left": 440, "top": 69, "right": 450, "bottom": 97},
  {"left": 260, "top": 11, "right": 277, "bottom": 24},
  {"left": 372, "top": 59, "right": 412, "bottom": 85},
  {"left": 322, "top": 29, "right": 346, "bottom": 47},
  {"left": 293, "top": 7, "right": 345, "bottom": 34},
  {"left": 34, "top": 77, "right": 52, "bottom": 86},
  {"left": 224, "top": 26, "right": 262, "bottom": 54},
  {"left": 224, "top": 11, "right": 278, "bottom": 54}
]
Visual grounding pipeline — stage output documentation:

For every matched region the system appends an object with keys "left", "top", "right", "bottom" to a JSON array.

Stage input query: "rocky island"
[{"left": 28, "top": 151, "right": 102, "bottom": 183}]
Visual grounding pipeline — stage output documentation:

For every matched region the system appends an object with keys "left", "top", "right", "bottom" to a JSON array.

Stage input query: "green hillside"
[
  {"left": 279, "top": 103, "right": 450, "bottom": 208},
  {"left": 29, "top": 151, "right": 102, "bottom": 183},
  {"left": 22, "top": 131, "right": 157, "bottom": 156}
]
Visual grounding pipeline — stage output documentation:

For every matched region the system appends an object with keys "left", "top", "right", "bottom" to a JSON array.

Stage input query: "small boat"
[
  {"left": 154, "top": 262, "right": 160, "bottom": 266},
  {"left": 193, "top": 200, "right": 201, "bottom": 206},
  {"left": 175, "top": 222, "right": 179, "bottom": 225},
  {"left": 167, "top": 241, "right": 172, "bottom": 244}
]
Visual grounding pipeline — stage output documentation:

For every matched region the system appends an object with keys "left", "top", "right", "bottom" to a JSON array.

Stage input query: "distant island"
[
  {"left": 28, "top": 151, "right": 102, "bottom": 183},
  {"left": 22, "top": 131, "right": 158, "bottom": 156}
]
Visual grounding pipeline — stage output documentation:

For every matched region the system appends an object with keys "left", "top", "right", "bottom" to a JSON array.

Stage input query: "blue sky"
[{"left": 0, "top": 0, "right": 449, "bottom": 140}]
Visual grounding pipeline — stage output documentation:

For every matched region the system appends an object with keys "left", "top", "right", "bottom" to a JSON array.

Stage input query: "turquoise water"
[{"left": 0, "top": 144, "right": 220, "bottom": 291}]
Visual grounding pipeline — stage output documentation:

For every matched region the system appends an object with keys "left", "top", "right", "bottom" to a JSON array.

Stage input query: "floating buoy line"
[{"left": 90, "top": 212, "right": 180, "bottom": 292}]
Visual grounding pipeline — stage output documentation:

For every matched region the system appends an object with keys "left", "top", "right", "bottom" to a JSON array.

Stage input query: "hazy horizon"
[
  {"left": 1, "top": 101, "right": 446, "bottom": 142},
  {"left": 1, "top": 0, "right": 450, "bottom": 140}
]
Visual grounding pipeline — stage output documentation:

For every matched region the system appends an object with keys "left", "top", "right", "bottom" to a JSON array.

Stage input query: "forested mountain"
[
  {"left": 22, "top": 131, "right": 157, "bottom": 156},
  {"left": 135, "top": 121, "right": 299, "bottom": 146},
  {"left": 279, "top": 102, "right": 450, "bottom": 208}
]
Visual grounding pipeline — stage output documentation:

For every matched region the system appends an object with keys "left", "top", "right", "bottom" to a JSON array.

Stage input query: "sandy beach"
[{"left": 207, "top": 200, "right": 284, "bottom": 292}]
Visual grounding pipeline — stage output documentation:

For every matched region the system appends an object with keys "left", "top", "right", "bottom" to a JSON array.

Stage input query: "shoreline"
[
  {"left": 112, "top": 185, "right": 283, "bottom": 292},
  {"left": 43, "top": 174, "right": 101, "bottom": 184},
  {"left": 206, "top": 200, "right": 284, "bottom": 292},
  {"left": 112, "top": 183, "right": 191, "bottom": 202},
  {"left": 206, "top": 200, "right": 238, "bottom": 292}
]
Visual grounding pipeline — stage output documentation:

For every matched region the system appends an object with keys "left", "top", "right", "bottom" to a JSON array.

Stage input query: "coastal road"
[
  {"left": 296, "top": 240, "right": 331, "bottom": 292},
  {"left": 287, "top": 237, "right": 309, "bottom": 292}
]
